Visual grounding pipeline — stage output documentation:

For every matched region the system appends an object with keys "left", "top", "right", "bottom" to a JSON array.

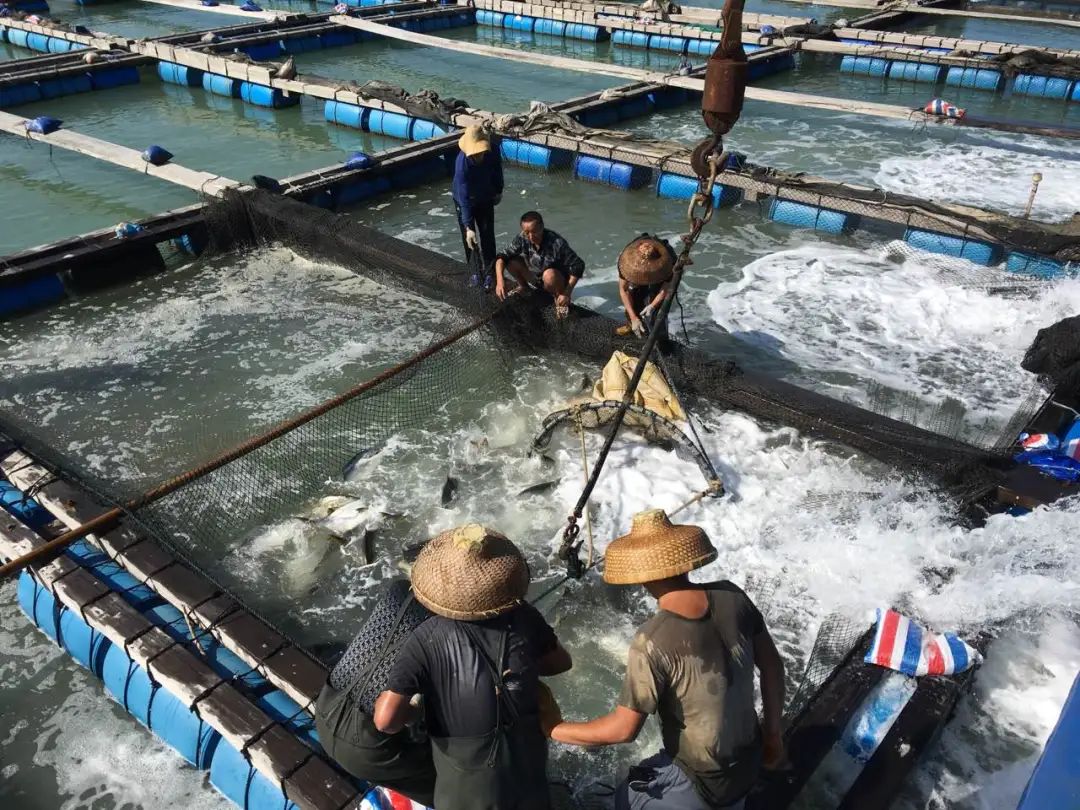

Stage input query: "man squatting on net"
[
  {"left": 545, "top": 509, "right": 787, "bottom": 810},
  {"left": 494, "top": 211, "right": 585, "bottom": 315}
]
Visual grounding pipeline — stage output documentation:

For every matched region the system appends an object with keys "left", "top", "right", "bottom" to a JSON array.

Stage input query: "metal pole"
[{"left": 1023, "top": 172, "right": 1043, "bottom": 219}]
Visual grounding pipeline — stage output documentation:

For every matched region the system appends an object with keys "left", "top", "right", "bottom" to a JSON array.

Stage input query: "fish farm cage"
[{"left": 1, "top": 0, "right": 1079, "bottom": 808}]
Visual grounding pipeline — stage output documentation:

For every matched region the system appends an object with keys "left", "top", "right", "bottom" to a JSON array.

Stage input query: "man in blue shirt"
[
  {"left": 494, "top": 211, "right": 585, "bottom": 318},
  {"left": 452, "top": 126, "right": 504, "bottom": 287}
]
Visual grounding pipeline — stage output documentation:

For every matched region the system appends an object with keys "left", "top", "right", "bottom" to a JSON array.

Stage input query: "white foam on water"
[
  {"left": 32, "top": 676, "right": 231, "bottom": 810},
  {"left": 876, "top": 139, "right": 1080, "bottom": 223},
  {"left": 706, "top": 242, "right": 1080, "bottom": 419}
]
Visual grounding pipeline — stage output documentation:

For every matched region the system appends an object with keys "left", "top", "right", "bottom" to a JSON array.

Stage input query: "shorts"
[{"left": 615, "top": 751, "right": 745, "bottom": 810}]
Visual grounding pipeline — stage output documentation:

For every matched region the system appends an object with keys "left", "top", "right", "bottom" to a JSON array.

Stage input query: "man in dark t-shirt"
[
  {"left": 374, "top": 524, "right": 572, "bottom": 810},
  {"left": 494, "top": 211, "right": 585, "bottom": 317},
  {"left": 548, "top": 509, "right": 787, "bottom": 809}
]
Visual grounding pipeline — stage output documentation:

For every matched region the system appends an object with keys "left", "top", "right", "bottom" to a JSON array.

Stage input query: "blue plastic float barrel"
[
  {"left": 1005, "top": 251, "right": 1071, "bottom": 279},
  {"left": 500, "top": 139, "right": 572, "bottom": 170},
  {"left": 647, "top": 34, "right": 686, "bottom": 53},
  {"left": 324, "top": 99, "right": 366, "bottom": 129},
  {"left": 564, "top": 22, "right": 605, "bottom": 41},
  {"left": 686, "top": 38, "right": 720, "bottom": 57},
  {"left": 100, "top": 643, "right": 220, "bottom": 767},
  {"left": 90, "top": 65, "right": 140, "bottom": 90},
  {"left": 657, "top": 172, "right": 741, "bottom": 208},
  {"left": 0, "top": 273, "right": 64, "bottom": 316},
  {"left": 46, "top": 37, "right": 74, "bottom": 53},
  {"left": 0, "top": 479, "right": 54, "bottom": 529},
  {"left": 18, "top": 570, "right": 62, "bottom": 643},
  {"left": 945, "top": 67, "right": 1003, "bottom": 91},
  {"left": 615, "top": 94, "right": 654, "bottom": 120},
  {"left": 390, "top": 156, "right": 451, "bottom": 189},
  {"left": 748, "top": 51, "right": 794, "bottom": 80},
  {"left": 769, "top": 199, "right": 855, "bottom": 235},
  {"left": 241, "top": 41, "right": 282, "bottom": 61},
  {"left": 202, "top": 73, "right": 239, "bottom": 98},
  {"left": 239, "top": 81, "right": 299, "bottom": 108},
  {"left": 318, "top": 30, "right": 359, "bottom": 48},
  {"left": 840, "top": 55, "right": 888, "bottom": 77},
  {"left": 887, "top": 60, "right": 943, "bottom": 83},
  {"left": 506, "top": 14, "right": 534, "bottom": 31},
  {"left": 209, "top": 739, "right": 301, "bottom": 810},
  {"left": 38, "top": 74, "right": 92, "bottom": 99},
  {"left": 158, "top": 61, "right": 203, "bottom": 87},
  {"left": 1013, "top": 74, "right": 1073, "bottom": 100},
  {"left": 574, "top": 155, "right": 650, "bottom": 190},
  {"left": 280, "top": 34, "right": 321, "bottom": 53},
  {"left": 172, "top": 231, "right": 208, "bottom": 256},
  {"left": 367, "top": 109, "right": 412, "bottom": 139},
  {"left": 648, "top": 86, "right": 688, "bottom": 108},
  {"left": 904, "top": 228, "right": 1002, "bottom": 265},
  {"left": 575, "top": 105, "right": 619, "bottom": 128},
  {"left": 335, "top": 175, "right": 393, "bottom": 207},
  {"left": 533, "top": 17, "right": 565, "bottom": 36},
  {"left": 409, "top": 118, "right": 449, "bottom": 140},
  {"left": 26, "top": 32, "right": 50, "bottom": 52},
  {"left": 6, "top": 29, "right": 31, "bottom": 49}
]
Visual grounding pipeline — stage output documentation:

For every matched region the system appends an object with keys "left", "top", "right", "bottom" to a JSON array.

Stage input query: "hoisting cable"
[
  {"left": 556, "top": 0, "right": 746, "bottom": 579},
  {"left": 557, "top": 154, "right": 723, "bottom": 579}
]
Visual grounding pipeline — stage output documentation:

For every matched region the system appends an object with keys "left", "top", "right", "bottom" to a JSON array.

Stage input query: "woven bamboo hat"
[
  {"left": 603, "top": 509, "right": 716, "bottom": 585},
  {"left": 410, "top": 524, "right": 529, "bottom": 621},
  {"left": 617, "top": 236, "right": 675, "bottom": 286},
  {"left": 458, "top": 125, "right": 491, "bottom": 157}
]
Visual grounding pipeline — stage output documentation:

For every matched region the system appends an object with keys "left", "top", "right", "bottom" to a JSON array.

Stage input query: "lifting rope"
[{"left": 556, "top": 0, "right": 747, "bottom": 579}]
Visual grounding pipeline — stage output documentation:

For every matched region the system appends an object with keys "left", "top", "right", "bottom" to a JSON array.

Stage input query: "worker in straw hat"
[
  {"left": 452, "top": 125, "right": 504, "bottom": 289},
  {"left": 546, "top": 509, "right": 787, "bottom": 810},
  {"left": 615, "top": 233, "right": 676, "bottom": 339},
  {"left": 374, "top": 524, "right": 572, "bottom": 810}
]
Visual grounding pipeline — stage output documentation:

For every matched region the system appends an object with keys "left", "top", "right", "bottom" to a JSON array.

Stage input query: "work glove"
[
  {"left": 640, "top": 302, "right": 656, "bottom": 320},
  {"left": 465, "top": 228, "right": 479, "bottom": 250},
  {"left": 630, "top": 319, "right": 646, "bottom": 338}
]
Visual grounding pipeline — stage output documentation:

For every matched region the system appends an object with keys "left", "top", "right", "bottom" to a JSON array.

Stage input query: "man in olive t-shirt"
[{"left": 547, "top": 510, "right": 786, "bottom": 809}]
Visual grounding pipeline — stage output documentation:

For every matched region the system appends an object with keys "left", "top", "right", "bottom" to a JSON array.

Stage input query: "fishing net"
[
  {"left": 784, "top": 614, "right": 870, "bottom": 721},
  {"left": 0, "top": 180, "right": 1051, "bottom": 643},
  {"left": 1022, "top": 314, "right": 1080, "bottom": 399}
]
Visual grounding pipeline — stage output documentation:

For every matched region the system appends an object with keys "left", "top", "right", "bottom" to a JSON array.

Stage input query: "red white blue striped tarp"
[{"left": 864, "top": 609, "right": 981, "bottom": 677}]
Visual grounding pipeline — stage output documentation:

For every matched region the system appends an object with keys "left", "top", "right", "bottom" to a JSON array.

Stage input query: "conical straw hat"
[
  {"left": 603, "top": 509, "right": 716, "bottom": 585},
  {"left": 458, "top": 125, "right": 491, "bottom": 157},
  {"left": 411, "top": 524, "right": 529, "bottom": 620},
  {"left": 617, "top": 236, "right": 675, "bottom": 286}
]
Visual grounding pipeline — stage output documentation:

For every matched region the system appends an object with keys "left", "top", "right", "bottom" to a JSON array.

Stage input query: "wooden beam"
[
  {"left": 134, "top": 0, "right": 288, "bottom": 21},
  {"left": 0, "top": 111, "right": 242, "bottom": 197}
]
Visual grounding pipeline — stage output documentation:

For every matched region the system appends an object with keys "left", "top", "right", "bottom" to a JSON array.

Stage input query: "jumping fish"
[
  {"left": 342, "top": 446, "right": 383, "bottom": 480},
  {"left": 441, "top": 476, "right": 460, "bottom": 506},
  {"left": 519, "top": 479, "right": 560, "bottom": 496}
]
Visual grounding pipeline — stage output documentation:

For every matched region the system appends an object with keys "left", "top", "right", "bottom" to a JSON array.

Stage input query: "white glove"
[
  {"left": 465, "top": 228, "right": 479, "bottom": 250},
  {"left": 631, "top": 319, "right": 646, "bottom": 338},
  {"left": 640, "top": 302, "right": 656, "bottom": 319}
]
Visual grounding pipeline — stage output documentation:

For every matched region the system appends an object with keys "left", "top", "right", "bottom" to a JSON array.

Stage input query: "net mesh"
[{"left": 785, "top": 613, "right": 870, "bottom": 721}]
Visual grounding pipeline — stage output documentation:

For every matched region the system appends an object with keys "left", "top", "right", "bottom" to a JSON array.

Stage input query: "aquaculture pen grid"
[{"left": 1, "top": 1, "right": 1078, "bottom": 809}]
